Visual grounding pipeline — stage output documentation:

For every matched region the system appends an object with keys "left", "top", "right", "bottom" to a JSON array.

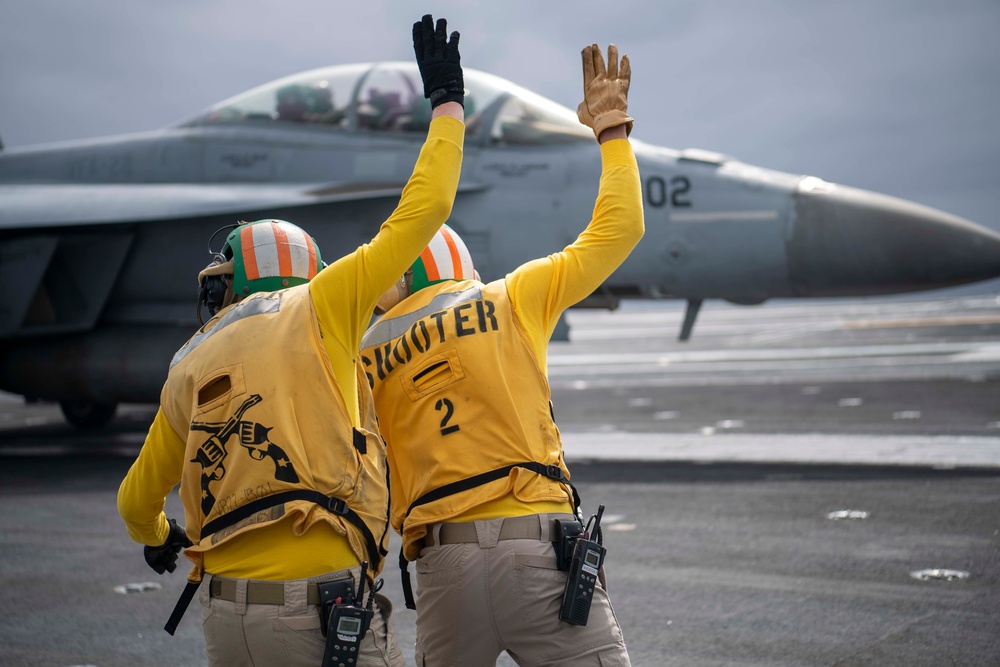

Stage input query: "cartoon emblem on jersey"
[{"left": 189, "top": 393, "right": 300, "bottom": 515}]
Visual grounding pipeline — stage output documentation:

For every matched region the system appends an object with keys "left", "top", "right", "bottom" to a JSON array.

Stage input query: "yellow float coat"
[
  {"left": 163, "top": 285, "right": 389, "bottom": 575},
  {"left": 361, "top": 280, "right": 574, "bottom": 559},
  {"left": 361, "top": 138, "right": 644, "bottom": 560}
]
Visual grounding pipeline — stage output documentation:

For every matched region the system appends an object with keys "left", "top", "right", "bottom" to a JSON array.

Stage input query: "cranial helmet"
[
  {"left": 411, "top": 224, "right": 476, "bottom": 292},
  {"left": 224, "top": 219, "right": 324, "bottom": 296},
  {"left": 376, "top": 224, "right": 476, "bottom": 314},
  {"left": 198, "top": 219, "right": 324, "bottom": 323}
]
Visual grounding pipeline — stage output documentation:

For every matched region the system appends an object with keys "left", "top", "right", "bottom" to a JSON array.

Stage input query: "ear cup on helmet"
[
  {"left": 197, "top": 254, "right": 233, "bottom": 323},
  {"left": 200, "top": 275, "right": 228, "bottom": 314}
]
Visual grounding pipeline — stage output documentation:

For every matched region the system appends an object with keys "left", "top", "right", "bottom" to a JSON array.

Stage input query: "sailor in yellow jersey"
[
  {"left": 117, "top": 15, "right": 466, "bottom": 667},
  {"left": 360, "top": 44, "right": 642, "bottom": 667}
]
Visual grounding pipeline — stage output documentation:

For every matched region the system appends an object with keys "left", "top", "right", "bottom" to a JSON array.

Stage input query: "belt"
[
  {"left": 424, "top": 514, "right": 575, "bottom": 547},
  {"left": 209, "top": 577, "right": 327, "bottom": 605}
]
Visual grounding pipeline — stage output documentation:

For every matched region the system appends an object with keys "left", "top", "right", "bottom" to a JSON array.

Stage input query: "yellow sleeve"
[
  {"left": 117, "top": 407, "right": 187, "bottom": 546},
  {"left": 506, "top": 138, "right": 643, "bottom": 368},
  {"left": 309, "top": 116, "right": 465, "bottom": 425}
]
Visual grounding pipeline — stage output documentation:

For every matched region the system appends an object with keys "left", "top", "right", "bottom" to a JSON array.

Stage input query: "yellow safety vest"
[
  {"left": 162, "top": 285, "right": 389, "bottom": 574},
  {"left": 360, "top": 280, "right": 574, "bottom": 560}
]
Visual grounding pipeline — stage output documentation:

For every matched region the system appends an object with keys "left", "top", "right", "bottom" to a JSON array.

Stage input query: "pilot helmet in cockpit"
[{"left": 276, "top": 83, "right": 335, "bottom": 123}]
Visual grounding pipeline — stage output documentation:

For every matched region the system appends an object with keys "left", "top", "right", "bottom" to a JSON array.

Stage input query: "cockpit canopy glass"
[{"left": 179, "top": 63, "right": 592, "bottom": 145}]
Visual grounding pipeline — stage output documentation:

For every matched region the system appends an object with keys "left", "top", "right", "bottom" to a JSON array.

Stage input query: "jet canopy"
[{"left": 180, "top": 63, "right": 593, "bottom": 145}]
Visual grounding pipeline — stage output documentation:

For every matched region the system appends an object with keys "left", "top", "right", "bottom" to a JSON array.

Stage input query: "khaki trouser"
[
  {"left": 200, "top": 565, "right": 405, "bottom": 667},
  {"left": 414, "top": 514, "right": 631, "bottom": 667}
]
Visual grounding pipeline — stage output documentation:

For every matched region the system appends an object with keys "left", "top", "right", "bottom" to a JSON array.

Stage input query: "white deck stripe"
[{"left": 562, "top": 432, "right": 1000, "bottom": 468}]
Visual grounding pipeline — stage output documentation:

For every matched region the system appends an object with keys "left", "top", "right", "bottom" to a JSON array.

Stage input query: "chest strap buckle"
[
  {"left": 327, "top": 497, "right": 349, "bottom": 515},
  {"left": 545, "top": 464, "right": 567, "bottom": 482}
]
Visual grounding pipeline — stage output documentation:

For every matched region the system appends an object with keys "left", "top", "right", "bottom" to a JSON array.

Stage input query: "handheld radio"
[
  {"left": 319, "top": 561, "right": 378, "bottom": 667},
  {"left": 552, "top": 517, "right": 584, "bottom": 571},
  {"left": 558, "top": 504, "right": 606, "bottom": 626}
]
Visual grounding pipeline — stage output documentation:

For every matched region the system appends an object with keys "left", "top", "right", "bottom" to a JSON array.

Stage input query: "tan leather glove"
[{"left": 577, "top": 43, "right": 633, "bottom": 140}]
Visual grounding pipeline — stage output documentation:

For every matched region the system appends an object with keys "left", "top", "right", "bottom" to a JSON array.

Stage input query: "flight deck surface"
[{"left": 1, "top": 293, "right": 997, "bottom": 666}]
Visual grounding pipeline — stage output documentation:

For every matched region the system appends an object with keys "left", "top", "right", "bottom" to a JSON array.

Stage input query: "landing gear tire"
[{"left": 59, "top": 400, "right": 118, "bottom": 430}]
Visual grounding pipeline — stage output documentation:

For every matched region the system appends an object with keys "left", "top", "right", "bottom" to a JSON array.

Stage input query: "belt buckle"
[{"left": 545, "top": 464, "right": 565, "bottom": 482}]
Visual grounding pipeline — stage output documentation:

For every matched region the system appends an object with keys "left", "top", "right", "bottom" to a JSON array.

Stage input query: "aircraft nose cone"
[{"left": 787, "top": 179, "right": 1000, "bottom": 296}]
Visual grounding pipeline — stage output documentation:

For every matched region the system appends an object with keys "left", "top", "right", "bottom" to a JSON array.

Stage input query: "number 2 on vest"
[{"left": 435, "top": 398, "right": 460, "bottom": 436}]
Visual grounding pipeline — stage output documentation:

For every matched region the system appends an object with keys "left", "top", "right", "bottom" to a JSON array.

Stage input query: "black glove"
[
  {"left": 143, "top": 518, "right": 193, "bottom": 575},
  {"left": 412, "top": 14, "right": 463, "bottom": 108}
]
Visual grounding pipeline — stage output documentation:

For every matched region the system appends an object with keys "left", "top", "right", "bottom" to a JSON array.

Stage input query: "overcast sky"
[{"left": 1, "top": 0, "right": 997, "bottom": 229}]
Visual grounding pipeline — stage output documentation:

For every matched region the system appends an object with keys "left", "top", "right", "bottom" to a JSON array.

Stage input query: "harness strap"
[
  {"left": 404, "top": 461, "right": 577, "bottom": 519},
  {"left": 164, "top": 580, "right": 200, "bottom": 636},
  {"left": 164, "top": 490, "right": 387, "bottom": 635},
  {"left": 399, "top": 461, "right": 578, "bottom": 610},
  {"left": 400, "top": 549, "right": 417, "bottom": 611},
  {"left": 199, "top": 489, "right": 387, "bottom": 568}
]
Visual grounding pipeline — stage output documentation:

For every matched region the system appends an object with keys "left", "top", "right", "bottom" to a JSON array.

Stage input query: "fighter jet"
[{"left": 2, "top": 62, "right": 998, "bottom": 428}]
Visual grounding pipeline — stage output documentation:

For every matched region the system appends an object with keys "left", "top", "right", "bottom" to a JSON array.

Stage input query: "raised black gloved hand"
[
  {"left": 143, "top": 518, "right": 193, "bottom": 575},
  {"left": 412, "top": 14, "right": 463, "bottom": 108}
]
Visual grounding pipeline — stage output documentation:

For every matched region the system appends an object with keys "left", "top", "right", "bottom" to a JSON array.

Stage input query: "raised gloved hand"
[
  {"left": 412, "top": 14, "right": 464, "bottom": 108},
  {"left": 577, "top": 43, "right": 633, "bottom": 139},
  {"left": 143, "top": 518, "right": 193, "bottom": 575}
]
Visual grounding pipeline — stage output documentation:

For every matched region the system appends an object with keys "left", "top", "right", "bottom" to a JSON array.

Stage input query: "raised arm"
[
  {"left": 310, "top": 15, "right": 466, "bottom": 353},
  {"left": 507, "top": 44, "right": 644, "bottom": 364}
]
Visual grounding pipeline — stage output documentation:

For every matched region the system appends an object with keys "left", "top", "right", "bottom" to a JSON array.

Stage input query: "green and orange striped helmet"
[
  {"left": 223, "top": 219, "right": 324, "bottom": 296},
  {"left": 409, "top": 224, "right": 476, "bottom": 293}
]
